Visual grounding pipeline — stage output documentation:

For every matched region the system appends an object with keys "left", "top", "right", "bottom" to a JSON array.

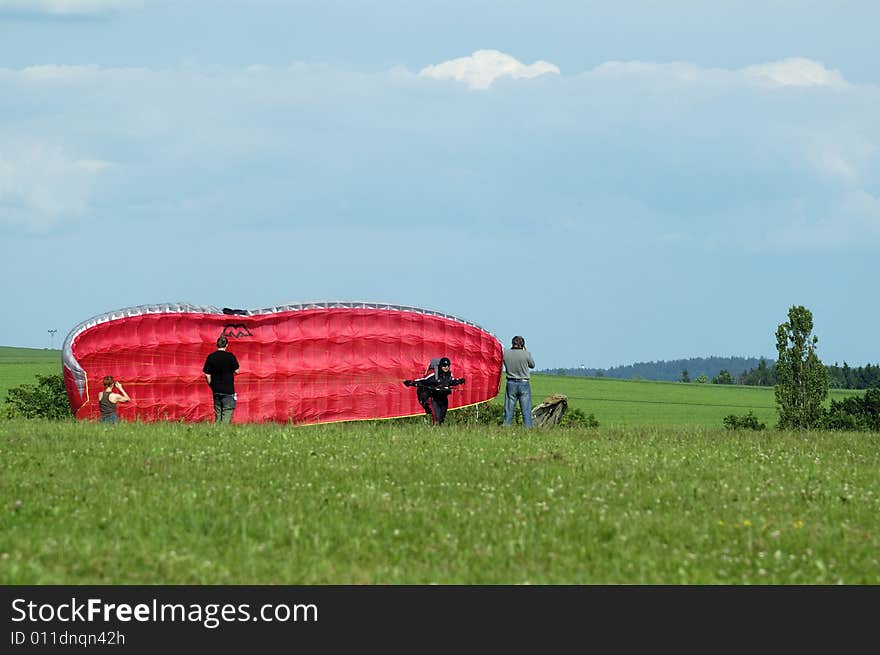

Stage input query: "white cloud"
[
  {"left": 1, "top": 57, "right": 874, "bottom": 251},
  {"left": 0, "top": 142, "right": 113, "bottom": 232},
  {"left": 813, "top": 149, "right": 858, "bottom": 183},
  {"left": 0, "top": 0, "right": 139, "bottom": 16},
  {"left": 586, "top": 57, "right": 849, "bottom": 90},
  {"left": 743, "top": 57, "right": 847, "bottom": 88},
  {"left": 803, "top": 137, "right": 877, "bottom": 186},
  {"left": 590, "top": 60, "right": 710, "bottom": 82},
  {"left": 762, "top": 191, "right": 880, "bottom": 251},
  {"left": 20, "top": 64, "right": 103, "bottom": 82},
  {"left": 418, "top": 50, "right": 560, "bottom": 89}
]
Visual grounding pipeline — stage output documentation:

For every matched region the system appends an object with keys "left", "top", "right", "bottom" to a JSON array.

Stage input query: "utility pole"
[{"left": 48, "top": 329, "right": 58, "bottom": 350}]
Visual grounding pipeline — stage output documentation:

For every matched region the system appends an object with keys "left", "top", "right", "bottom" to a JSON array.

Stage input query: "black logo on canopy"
[{"left": 222, "top": 324, "right": 253, "bottom": 338}]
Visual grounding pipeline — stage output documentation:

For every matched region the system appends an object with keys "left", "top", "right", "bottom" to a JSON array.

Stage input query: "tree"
[
  {"left": 680, "top": 369, "right": 690, "bottom": 383},
  {"left": 695, "top": 374, "right": 708, "bottom": 384},
  {"left": 740, "top": 357, "right": 778, "bottom": 386},
  {"left": 712, "top": 369, "right": 734, "bottom": 385},
  {"left": 774, "top": 305, "right": 828, "bottom": 429}
]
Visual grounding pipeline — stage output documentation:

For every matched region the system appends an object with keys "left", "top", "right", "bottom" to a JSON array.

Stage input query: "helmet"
[{"left": 439, "top": 357, "right": 451, "bottom": 367}]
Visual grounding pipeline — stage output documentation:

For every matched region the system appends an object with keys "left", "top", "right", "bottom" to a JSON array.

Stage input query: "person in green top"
[{"left": 502, "top": 335, "right": 535, "bottom": 427}]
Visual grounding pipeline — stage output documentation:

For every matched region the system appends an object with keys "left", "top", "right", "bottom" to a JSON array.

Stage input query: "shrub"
[
  {"left": 822, "top": 407, "right": 866, "bottom": 431},
  {"left": 822, "top": 386, "right": 880, "bottom": 431},
  {"left": 5, "top": 373, "right": 73, "bottom": 420},
  {"left": 722, "top": 410, "right": 766, "bottom": 431},
  {"left": 559, "top": 407, "right": 600, "bottom": 428},
  {"left": 445, "top": 401, "right": 505, "bottom": 426},
  {"left": 445, "top": 401, "right": 599, "bottom": 428}
]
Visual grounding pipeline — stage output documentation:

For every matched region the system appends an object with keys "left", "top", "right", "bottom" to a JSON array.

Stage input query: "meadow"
[{"left": 1, "top": 347, "right": 877, "bottom": 584}]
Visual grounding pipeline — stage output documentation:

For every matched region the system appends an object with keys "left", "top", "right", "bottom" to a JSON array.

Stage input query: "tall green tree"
[
  {"left": 774, "top": 305, "right": 828, "bottom": 429},
  {"left": 712, "top": 369, "right": 734, "bottom": 385}
]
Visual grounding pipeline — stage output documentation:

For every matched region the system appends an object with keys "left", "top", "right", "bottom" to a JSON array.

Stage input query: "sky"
[{"left": 1, "top": 0, "right": 878, "bottom": 370}]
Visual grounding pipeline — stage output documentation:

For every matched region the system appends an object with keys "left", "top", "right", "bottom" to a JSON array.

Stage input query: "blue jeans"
[
  {"left": 99, "top": 414, "right": 118, "bottom": 424},
  {"left": 213, "top": 393, "right": 236, "bottom": 424},
  {"left": 504, "top": 379, "right": 533, "bottom": 427}
]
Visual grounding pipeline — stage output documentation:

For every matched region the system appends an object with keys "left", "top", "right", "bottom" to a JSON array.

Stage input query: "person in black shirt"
[
  {"left": 203, "top": 336, "right": 240, "bottom": 423},
  {"left": 403, "top": 357, "right": 465, "bottom": 425}
]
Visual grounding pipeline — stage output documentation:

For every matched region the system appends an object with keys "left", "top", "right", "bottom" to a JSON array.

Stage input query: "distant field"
[
  {"left": 0, "top": 346, "right": 861, "bottom": 429},
  {"left": 0, "top": 346, "right": 60, "bottom": 404},
  {"left": 498, "top": 373, "right": 858, "bottom": 430}
]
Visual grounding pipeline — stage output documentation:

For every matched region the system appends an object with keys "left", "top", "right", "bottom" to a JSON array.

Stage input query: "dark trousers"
[
  {"left": 213, "top": 393, "right": 236, "bottom": 423},
  {"left": 430, "top": 396, "right": 449, "bottom": 425}
]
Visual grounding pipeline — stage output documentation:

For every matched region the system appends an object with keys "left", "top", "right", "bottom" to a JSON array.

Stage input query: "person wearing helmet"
[{"left": 403, "top": 356, "right": 465, "bottom": 425}]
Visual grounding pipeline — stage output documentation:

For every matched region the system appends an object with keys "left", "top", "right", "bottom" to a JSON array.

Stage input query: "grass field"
[
  {"left": 1, "top": 418, "right": 878, "bottom": 584},
  {"left": 2, "top": 346, "right": 877, "bottom": 585},
  {"left": 0, "top": 346, "right": 59, "bottom": 405},
  {"left": 531, "top": 374, "right": 783, "bottom": 428}
]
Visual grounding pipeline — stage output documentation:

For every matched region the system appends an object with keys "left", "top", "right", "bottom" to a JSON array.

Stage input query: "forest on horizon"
[{"left": 542, "top": 356, "right": 880, "bottom": 389}]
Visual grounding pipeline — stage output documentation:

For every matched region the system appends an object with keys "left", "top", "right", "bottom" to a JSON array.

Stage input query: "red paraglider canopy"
[{"left": 62, "top": 301, "right": 502, "bottom": 425}]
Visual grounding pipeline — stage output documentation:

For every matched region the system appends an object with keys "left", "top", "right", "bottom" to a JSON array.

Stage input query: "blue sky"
[{"left": 1, "top": 1, "right": 878, "bottom": 369}]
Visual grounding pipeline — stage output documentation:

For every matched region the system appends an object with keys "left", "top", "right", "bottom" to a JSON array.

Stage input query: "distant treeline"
[
  {"left": 543, "top": 357, "right": 880, "bottom": 389},
  {"left": 827, "top": 363, "right": 880, "bottom": 389},
  {"left": 543, "top": 357, "right": 764, "bottom": 383},
  {"left": 740, "top": 359, "right": 880, "bottom": 390}
]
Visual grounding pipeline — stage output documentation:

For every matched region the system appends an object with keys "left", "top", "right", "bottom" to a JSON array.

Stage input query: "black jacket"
[{"left": 410, "top": 370, "right": 464, "bottom": 397}]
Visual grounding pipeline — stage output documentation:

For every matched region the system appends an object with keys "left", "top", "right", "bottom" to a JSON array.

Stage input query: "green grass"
[
  {"left": 1, "top": 419, "right": 877, "bottom": 584},
  {"left": 1, "top": 346, "right": 876, "bottom": 584}
]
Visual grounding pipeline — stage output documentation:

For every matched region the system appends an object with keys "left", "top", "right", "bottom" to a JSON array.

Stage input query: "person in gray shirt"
[{"left": 502, "top": 335, "right": 535, "bottom": 427}]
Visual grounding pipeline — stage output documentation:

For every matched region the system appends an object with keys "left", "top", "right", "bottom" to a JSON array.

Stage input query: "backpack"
[{"left": 415, "top": 358, "right": 442, "bottom": 413}]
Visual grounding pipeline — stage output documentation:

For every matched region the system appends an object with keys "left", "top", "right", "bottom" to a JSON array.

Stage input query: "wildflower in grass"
[
  {"left": 743, "top": 520, "right": 752, "bottom": 527},
  {"left": 794, "top": 519, "right": 805, "bottom": 529}
]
